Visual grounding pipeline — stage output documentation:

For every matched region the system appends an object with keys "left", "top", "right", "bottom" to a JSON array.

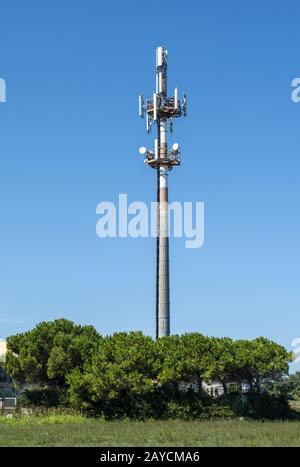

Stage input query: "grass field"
[{"left": 0, "top": 415, "right": 300, "bottom": 446}]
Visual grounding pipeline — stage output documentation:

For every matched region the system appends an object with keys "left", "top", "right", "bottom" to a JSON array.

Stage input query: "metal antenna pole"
[
  {"left": 156, "top": 165, "right": 160, "bottom": 339},
  {"left": 138, "top": 47, "right": 187, "bottom": 338}
]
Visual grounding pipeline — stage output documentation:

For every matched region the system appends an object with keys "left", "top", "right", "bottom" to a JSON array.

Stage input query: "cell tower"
[{"left": 138, "top": 47, "right": 187, "bottom": 339}]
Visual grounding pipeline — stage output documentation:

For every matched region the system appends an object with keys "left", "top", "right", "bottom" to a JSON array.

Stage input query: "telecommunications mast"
[{"left": 138, "top": 47, "right": 187, "bottom": 338}]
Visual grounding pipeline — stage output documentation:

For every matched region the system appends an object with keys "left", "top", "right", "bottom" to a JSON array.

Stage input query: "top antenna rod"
[{"left": 156, "top": 46, "right": 168, "bottom": 96}]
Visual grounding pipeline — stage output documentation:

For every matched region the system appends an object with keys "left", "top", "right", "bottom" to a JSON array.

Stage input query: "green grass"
[{"left": 0, "top": 416, "right": 300, "bottom": 446}]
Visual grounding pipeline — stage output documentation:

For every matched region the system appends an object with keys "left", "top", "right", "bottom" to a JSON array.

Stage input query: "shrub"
[
  {"left": 17, "top": 386, "right": 67, "bottom": 408},
  {"left": 220, "top": 393, "right": 293, "bottom": 420},
  {"left": 165, "top": 394, "right": 234, "bottom": 420}
]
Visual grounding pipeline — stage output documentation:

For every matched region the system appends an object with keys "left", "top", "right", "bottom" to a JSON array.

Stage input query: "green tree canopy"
[
  {"left": 205, "top": 337, "right": 237, "bottom": 393},
  {"left": 67, "top": 331, "right": 157, "bottom": 411},
  {"left": 288, "top": 372, "right": 300, "bottom": 399},
  {"left": 155, "top": 333, "right": 213, "bottom": 392},
  {"left": 4, "top": 320, "right": 295, "bottom": 418},
  {"left": 5, "top": 319, "right": 100, "bottom": 388},
  {"left": 237, "top": 337, "right": 293, "bottom": 392}
]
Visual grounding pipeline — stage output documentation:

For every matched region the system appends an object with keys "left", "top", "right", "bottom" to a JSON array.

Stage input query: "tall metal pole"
[
  {"left": 158, "top": 162, "right": 170, "bottom": 337},
  {"left": 155, "top": 166, "right": 160, "bottom": 339},
  {"left": 138, "top": 47, "right": 187, "bottom": 338}
]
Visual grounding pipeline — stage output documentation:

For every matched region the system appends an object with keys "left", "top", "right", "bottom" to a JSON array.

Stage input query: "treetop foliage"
[{"left": 3, "top": 319, "right": 295, "bottom": 419}]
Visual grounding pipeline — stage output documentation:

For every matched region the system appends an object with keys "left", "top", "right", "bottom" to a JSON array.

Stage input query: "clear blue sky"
[{"left": 0, "top": 1, "right": 299, "bottom": 368}]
